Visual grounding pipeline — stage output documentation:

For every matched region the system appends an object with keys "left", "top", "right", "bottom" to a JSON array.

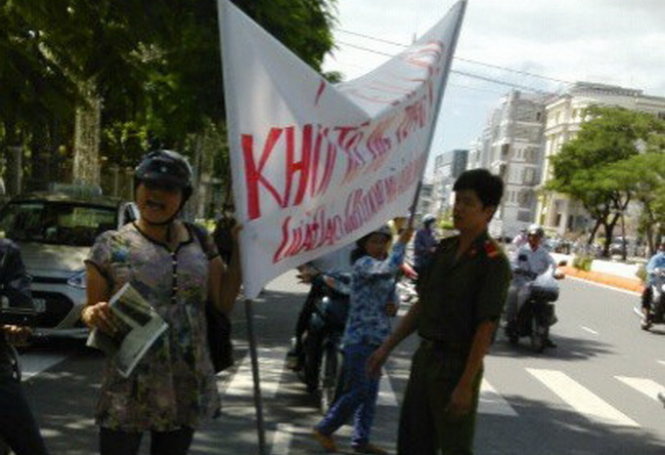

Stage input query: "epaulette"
[{"left": 483, "top": 239, "right": 501, "bottom": 259}]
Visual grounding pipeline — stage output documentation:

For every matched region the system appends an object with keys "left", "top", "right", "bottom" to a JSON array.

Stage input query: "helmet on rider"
[
  {"left": 422, "top": 213, "right": 436, "bottom": 226},
  {"left": 527, "top": 224, "right": 545, "bottom": 238},
  {"left": 134, "top": 150, "right": 193, "bottom": 202}
]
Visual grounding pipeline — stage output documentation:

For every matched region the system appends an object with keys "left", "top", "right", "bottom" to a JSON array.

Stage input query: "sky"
[{"left": 321, "top": 0, "right": 665, "bottom": 178}]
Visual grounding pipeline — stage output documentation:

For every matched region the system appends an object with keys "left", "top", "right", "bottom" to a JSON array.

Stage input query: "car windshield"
[{"left": 0, "top": 201, "right": 117, "bottom": 247}]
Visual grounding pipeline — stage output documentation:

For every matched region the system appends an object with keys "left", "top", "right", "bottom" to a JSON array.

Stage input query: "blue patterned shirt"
[{"left": 340, "top": 242, "right": 406, "bottom": 347}]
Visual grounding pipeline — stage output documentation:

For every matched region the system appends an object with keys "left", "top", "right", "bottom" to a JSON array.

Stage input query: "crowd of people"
[{"left": 1, "top": 151, "right": 662, "bottom": 455}]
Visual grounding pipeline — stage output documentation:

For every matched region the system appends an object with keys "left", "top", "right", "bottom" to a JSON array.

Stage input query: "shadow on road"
[
  {"left": 489, "top": 333, "right": 615, "bottom": 361},
  {"left": 477, "top": 394, "right": 664, "bottom": 454}
]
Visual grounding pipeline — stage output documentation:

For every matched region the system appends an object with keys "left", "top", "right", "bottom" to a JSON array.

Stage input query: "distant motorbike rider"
[
  {"left": 641, "top": 241, "right": 665, "bottom": 329},
  {"left": 413, "top": 214, "right": 437, "bottom": 276},
  {"left": 0, "top": 238, "right": 50, "bottom": 455},
  {"left": 504, "top": 225, "right": 563, "bottom": 347},
  {"left": 288, "top": 243, "right": 355, "bottom": 372}
]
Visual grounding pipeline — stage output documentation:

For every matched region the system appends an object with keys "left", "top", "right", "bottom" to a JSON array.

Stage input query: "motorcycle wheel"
[
  {"left": 530, "top": 316, "right": 547, "bottom": 353},
  {"left": 318, "top": 344, "right": 343, "bottom": 414}
]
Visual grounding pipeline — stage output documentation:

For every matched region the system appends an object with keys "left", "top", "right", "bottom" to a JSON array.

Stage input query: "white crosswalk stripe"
[
  {"left": 377, "top": 369, "right": 398, "bottom": 407},
  {"left": 224, "top": 347, "right": 287, "bottom": 400},
  {"left": 527, "top": 368, "right": 639, "bottom": 427},
  {"left": 479, "top": 378, "right": 518, "bottom": 416},
  {"left": 615, "top": 376, "right": 665, "bottom": 403},
  {"left": 270, "top": 423, "right": 294, "bottom": 455}
]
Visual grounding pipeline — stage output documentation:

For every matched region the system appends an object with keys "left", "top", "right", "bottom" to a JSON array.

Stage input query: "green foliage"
[
  {"left": 572, "top": 255, "right": 593, "bottom": 271},
  {"left": 547, "top": 105, "right": 665, "bottom": 256},
  {"left": 2, "top": 0, "right": 338, "bottom": 195}
]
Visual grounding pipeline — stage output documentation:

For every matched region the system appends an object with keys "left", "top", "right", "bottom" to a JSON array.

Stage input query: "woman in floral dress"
[{"left": 81, "top": 150, "right": 241, "bottom": 455}]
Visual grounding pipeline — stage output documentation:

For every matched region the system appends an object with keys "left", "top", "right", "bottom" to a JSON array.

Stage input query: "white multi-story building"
[
  {"left": 431, "top": 149, "right": 468, "bottom": 216},
  {"left": 470, "top": 90, "right": 548, "bottom": 238},
  {"left": 537, "top": 82, "right": 665, "bottom": 236}
]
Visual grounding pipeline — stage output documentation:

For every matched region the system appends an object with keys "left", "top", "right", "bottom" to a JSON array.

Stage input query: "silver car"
[{"left": 0, "top": 190, "right": 138, "bottom": 337}]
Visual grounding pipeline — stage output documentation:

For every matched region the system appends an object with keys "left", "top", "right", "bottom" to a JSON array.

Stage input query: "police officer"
[
  {"left": 0, "top": 238, "right": 50, "bottom": 455},
  {"left": 368, "top": 169, "right": 511, "bottom": 455}
]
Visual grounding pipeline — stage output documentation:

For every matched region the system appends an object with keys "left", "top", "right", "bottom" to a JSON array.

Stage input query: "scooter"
[
  {"left": 505, "top": 266, "right": 561, "bottom": 353},
  {"left": 634, "top": 267, "right": 665, "bottom": 331},
  {"left": 298, "top": 275, "right": 350, "bottom": 413}
]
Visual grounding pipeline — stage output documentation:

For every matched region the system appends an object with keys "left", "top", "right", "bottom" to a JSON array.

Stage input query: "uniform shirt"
[
  {"left": 341, "top": 242, "right": 406, "bottom": 348},
  {"left": 417, "top": 232, "right": 511, "bottom": 345},
  {"left": 513, "top": 244, "right": 556, "bottom": 278},
  {"left": 86, "top": 222, "right": 220, "bottom": 432}
]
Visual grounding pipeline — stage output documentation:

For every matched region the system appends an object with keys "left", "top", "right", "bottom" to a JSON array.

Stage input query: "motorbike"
[
  {"left": 297, "top": 275, "right": 350, "bottom": 413},
  {"left": 505, "top": 266, "right": 561, "bottom": 353},
  {"left": 634, "top": 267, "right": 665, "bottom": 331}
]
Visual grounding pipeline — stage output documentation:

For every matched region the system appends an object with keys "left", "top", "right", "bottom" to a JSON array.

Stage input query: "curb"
[{"left": 560, "top": 266, "right": 644, "bottom": 293}]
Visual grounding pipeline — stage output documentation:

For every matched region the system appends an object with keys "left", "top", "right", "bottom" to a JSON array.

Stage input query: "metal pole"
[
  {"left": 406, "top": 0, "right": 468, "bottom": 231},
  {"left": 244, "top": 298, "right": 267, "bottom": 454}
]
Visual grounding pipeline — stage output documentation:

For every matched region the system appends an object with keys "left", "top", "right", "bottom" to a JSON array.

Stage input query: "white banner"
[{"left": 218, "top": 0, "right": 466, "bottom": 298}]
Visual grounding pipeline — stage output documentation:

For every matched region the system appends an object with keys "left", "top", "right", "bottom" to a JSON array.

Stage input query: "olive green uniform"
[{"left": 398, "top": 232, "right": 511, "bottom": 455}]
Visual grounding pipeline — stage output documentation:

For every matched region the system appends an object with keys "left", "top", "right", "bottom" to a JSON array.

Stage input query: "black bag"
[{"left": 188, "top": 223, "right": 234, "bottom": 373}]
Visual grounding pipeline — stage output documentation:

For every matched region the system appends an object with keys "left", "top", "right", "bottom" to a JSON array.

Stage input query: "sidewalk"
[
  {"left": 551, "top": 253, "right": 644, "bottom": 294},
  {"left": 560, "top": 265, "right": 644, "bottom": 293}
]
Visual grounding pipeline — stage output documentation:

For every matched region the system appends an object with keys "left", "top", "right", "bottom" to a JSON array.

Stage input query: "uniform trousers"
[{"left": 398, "top": 342, "right": 481, "bottom": 455}]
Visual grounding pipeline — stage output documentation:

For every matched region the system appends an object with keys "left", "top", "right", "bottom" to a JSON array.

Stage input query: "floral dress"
[{"left": 86, "top": 222, "right": 220, "bottom": 432}]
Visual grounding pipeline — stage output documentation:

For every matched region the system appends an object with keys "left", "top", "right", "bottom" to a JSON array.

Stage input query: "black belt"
[{"left": 419, "top": 337, "right": 470, "bottom": 352}]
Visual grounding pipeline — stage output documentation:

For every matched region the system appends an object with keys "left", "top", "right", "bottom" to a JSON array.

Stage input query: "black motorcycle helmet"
[{"left": 134, "top": 150, "right": 194, "bottom": 203}]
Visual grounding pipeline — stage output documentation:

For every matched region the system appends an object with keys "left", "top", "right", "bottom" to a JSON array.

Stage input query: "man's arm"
[
  {"left": 446, "top": 320, "right": 495, "bottom": 417},
  {"left": 367, "top": 299, "right": 421, "bottom": 377}
]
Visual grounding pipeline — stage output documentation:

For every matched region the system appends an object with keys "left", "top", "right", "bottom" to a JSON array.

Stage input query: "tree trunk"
[
  {"left": 601, "top": 212, "right": 620, "bottom": 258},
  {"left": 73, "top": 80, "right": 102, "bottom": 186},
  {"left": 587, "top": 219, "right": 601, "bottom": 246}
]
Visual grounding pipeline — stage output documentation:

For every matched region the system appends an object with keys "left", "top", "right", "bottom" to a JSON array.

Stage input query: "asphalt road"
[{"left": 15, "top": 272, "right": 665, "bottom": 454}]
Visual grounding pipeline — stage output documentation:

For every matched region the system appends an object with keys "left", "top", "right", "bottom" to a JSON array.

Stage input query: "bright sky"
[{"left": 321, "top": 0, "right": 665, "bottom": 178}]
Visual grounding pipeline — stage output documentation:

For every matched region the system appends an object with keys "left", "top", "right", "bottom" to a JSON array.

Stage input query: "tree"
[{"left": 547, "top": 105, "right": 665, "bottom": 257}]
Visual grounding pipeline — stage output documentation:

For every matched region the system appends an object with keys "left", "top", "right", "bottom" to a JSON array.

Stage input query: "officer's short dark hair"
[{"left": 453, "top": 169, "right": 504, "bottom": 208}]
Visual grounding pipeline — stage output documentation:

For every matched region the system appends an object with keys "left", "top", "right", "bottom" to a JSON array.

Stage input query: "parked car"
[{"left": 0, "top": 188, "right": 138, "bottom": 337}]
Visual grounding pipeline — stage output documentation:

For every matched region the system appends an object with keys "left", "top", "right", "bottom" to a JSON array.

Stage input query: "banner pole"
[
  {"left": 244, "top": 298, "right": 267, "bottom": 454},
  {"left": 406, "top": 0, "right": 468, "bottom": 230}
]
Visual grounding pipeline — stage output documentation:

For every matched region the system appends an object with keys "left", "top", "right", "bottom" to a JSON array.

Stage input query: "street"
[{"left": 17, "top": 272, "right": 665, "bottom": 454}]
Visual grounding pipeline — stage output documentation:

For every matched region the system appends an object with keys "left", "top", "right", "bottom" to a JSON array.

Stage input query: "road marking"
[
  {"left": 581, "top": 326, "right": 599, "bottom": 335},
  {"left": 527, "top": 368, "right": 639, "bottom": 427},
  {"left": 20, "top": 353, "right": 68, "bottom": 380},
  {"left": 377, "top": 369, "right": 398, "bottom": 407},
  {"left": 615, "top": 376, "right": 665, "bottom": 403},
  {"left": 657, "top": 360, "right": 665, "bottom": 367},
  {"left": 479, "top": 378, "right": 518, "bottom": 416},
  {"left": 224, "top": 347, "right": 287, "bottom": 400},
  {"left": 270, "top": 423, "right": 293, "bottom": 455}
]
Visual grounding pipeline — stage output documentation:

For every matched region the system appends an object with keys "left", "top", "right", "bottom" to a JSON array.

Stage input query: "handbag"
[{"left": 188, "top": 222, "right": 234, "bottom": 373}]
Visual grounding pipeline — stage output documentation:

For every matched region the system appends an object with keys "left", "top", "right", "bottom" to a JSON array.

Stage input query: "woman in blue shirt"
[{"left": 313, "top": 224, "right": 413, "bottom": 454}]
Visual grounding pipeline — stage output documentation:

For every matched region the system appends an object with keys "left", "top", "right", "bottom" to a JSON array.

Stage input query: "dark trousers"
[
  {"left": 0, "top": 375, "right": 49, "bottom": 455},
  {"left": 99, "top": 427, "right": 194, "bottom": 455},
  {"left": 398, "top": 345, "right": 481, "bottom": 455}
]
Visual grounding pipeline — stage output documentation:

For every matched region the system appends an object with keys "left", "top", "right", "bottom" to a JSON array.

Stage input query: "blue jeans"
[
  {"left": 0, "top": 374, "right": 49, "bottom": 455},
  {"left": 315, "top": 343, "right": 380, "bottom": 447}
]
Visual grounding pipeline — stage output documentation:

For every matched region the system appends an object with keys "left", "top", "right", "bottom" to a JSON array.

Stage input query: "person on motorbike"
[
  {"left": 641, "top": 241, "right": 665, "bottom": 329},
  {"left": 504, "top": 225, "right": 564, "bottom": 347},
  {"left": 287, "top": 243, "right": 355, "bottom": 373},
  {"left": 413, "top": 214, "right": 437, "bottom": 276},
  {"left": 0, "top": 238, "right": 50, "bottom": 455}
]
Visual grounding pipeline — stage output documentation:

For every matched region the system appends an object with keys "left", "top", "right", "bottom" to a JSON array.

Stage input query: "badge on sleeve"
[{"left": 484, "top": 240, "right": 500, "bottom": 258}]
